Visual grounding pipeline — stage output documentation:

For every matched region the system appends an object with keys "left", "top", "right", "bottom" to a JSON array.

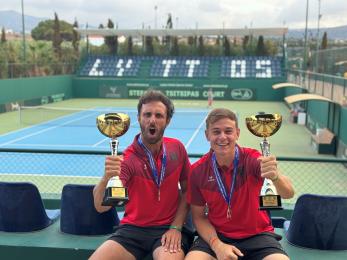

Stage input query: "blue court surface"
[{"left": 0, "top": 107, "right": 210, "bottom": 177}]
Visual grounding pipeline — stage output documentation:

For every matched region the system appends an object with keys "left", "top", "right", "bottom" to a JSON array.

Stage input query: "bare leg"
[
  {"left": 89, "top": 240, "right": 136, "bottom": 260},
  {"left": 263, "top": 253, "right": 290, "bottom": 260},
  {"left": 185, "top": 250, "right": 216, "bottom": 260},
  {"left": 153, "top": 245, "right": 185, "bottom": 260}
]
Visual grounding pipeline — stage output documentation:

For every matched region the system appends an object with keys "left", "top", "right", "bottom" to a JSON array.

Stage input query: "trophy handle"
[
  {"left": 110, "top": 138, "right": 119, "bottom": 156},
  {"left": 259, "top": 138, "right": 278, "bottom": 195},
  {"left": 107, "top": 138, "right": 121, "bottom": 188},
  {"left": 260, "top": 138, "right": 270, "bottom": 157}
]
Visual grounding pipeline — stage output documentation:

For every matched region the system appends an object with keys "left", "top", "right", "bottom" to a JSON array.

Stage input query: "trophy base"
[
  {"left": 102, "top": 186, "right": 129, "bottom": 207},
  {"left": 259, "top": 194, "right": 283, "bottom": 210}
]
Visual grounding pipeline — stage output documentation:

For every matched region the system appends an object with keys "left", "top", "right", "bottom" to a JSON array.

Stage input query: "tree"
[
  {"left": 256, "top": 35, "right": 267, "bottom": 56},
  {"left": 223, "top": 36, "right": 230, "bottom": 56},
  {"left": 166, "top": 13, "right": 173, "bottom": 29},
  {"left": 104, "top": 19, "right": 118, "bottom": 54},
  {"left": 145, "top": 36, "right": 154, "bottom": 55},
  {"left": 31, "top": 19, "right": 75, "bottom": 41},
  {"left": 127, "top": 36, "right": 133, "bottom": 55},
  {"left": 170, "top": 37, "right": 179, "bottom": 56},
  {"left": 321, "top": 32, "right": 328, "bottom": 49},
  {"left": 1, "top": 27, "right": 6, "bottom": 43},
  {"left": 165, "top": 14, "right": 173, "bottom": 53},
  {"left": 216, "top": 36, "right": 220, "bottom": 46},
  {"left": 242, "top": 35, "right": 249, "bottom": 51},
  {"left": 197, "top": 36, "right": 204, "bottom": 56},
  {"left": 72, "top": 19, "right": 80, "bottom": 54},
  {"left": 52, "top": 12, "right": 62, "bottom": 59}
]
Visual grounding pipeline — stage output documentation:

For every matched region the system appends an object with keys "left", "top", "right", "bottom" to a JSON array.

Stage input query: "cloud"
[{"left": 1, "top": 0, "right": 346, "bottom": 29}]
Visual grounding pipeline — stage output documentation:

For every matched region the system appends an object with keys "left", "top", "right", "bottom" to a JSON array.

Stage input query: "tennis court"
[{"left": 0, "top": 106, "right": 210, "bottom": 177}]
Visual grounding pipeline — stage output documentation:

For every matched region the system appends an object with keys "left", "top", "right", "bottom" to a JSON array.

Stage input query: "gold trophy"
[
  {"left": 97, "top": 113, "right": 130, "bottom": 206},
  {"left": 245, "top": 113, "right": 283, "bottom": 210}
]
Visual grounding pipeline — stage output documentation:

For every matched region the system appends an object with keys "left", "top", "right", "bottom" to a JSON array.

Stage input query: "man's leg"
[
  {"left": 89, "top": 240, "right": 136, "bottom": 260},
  {"left": 185, "top": 250, "right": 215, "bottom": 260},
  {"left": 153, "top": 246, "right": 185, "bottom": 260},
  {"left": 263, "top": 253, "right": 290, "bottom": 260}
]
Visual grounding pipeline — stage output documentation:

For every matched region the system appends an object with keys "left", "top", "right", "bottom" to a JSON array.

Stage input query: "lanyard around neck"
[
  {"left": 138, "top": 135, "right": 167, "bottom": 188},
  {"left": 211, "top": 146, "right": 239, "bottom": 217}
]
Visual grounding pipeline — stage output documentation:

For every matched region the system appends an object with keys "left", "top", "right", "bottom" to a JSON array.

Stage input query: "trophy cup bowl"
[
  {"left": 245, "top": 113, "right": 283, "bottom": 210},
  {"left": 96, "top": 113, "right": 130, "bottom": 207}
]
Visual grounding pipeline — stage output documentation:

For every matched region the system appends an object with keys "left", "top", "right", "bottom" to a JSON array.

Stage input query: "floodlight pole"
[
  {"left": 21, "top": 0, "right": 26, "bottom": 62},
  {"left": 303, "top": 0, "right": 309, "bottom": 70},
  {"left": 315, "top": 0, "right": 321, "bottom": 72}
]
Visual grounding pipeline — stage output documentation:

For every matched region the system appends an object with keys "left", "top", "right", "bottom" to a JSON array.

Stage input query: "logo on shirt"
[
  {"left": 144, "top": 164, "right": 147, "bottom": 171},
  {"left": 207, "top": 175, "right": 215, "bottom": 182},
  {"left": 170, "top": 153, "right": 178, "bottom": 161}
]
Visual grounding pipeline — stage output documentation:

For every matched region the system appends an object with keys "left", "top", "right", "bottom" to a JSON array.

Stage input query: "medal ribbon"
[
  {"left": 138, "top": 135, "right": 167, "bottom": 190},
  {"left": 211, "top": 146, "right": 239, "bottom": 218}
]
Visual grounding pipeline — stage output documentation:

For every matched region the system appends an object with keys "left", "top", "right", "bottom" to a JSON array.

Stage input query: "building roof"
[{"left": 76, "top": 28, "right": 287, "bottom": 37}]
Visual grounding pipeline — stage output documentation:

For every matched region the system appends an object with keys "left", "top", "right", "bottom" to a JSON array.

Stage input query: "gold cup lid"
[
  {"left": 96, "top": 113, "right": 130, "bottom": 138},
  {"left": 245, "top": 113, "right": 282, "bottom": 138}
]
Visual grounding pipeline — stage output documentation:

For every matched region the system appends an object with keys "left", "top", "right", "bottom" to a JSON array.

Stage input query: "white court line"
[
  {"left": 4, "top": 143, "right": 107, "bottom": 148},
  {"left": 0, "top": 112, "right": 98, "bottom": 147},
  {"left": 4, "top": 143, "right": 128, "bottom": 151},
  {"left": 92, "top": 137, "right": 109, "bottom": 147},
  {"left": 0, "top": 106, "right": 101, "bottom": 138},
  {"left": 184, "top": 114, "right": 208, "bottom": 149}
]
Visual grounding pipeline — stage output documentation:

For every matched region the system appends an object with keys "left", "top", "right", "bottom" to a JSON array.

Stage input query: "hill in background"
[
  {"left": 0, "top": 10, "right": 47, "bottom": 33},
  {"left": 287, "top": 25, "right": 347, "bottom": 40}
]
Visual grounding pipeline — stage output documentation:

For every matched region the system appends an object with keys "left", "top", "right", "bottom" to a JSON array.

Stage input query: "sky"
[{"left": 2, "top": 0, "right": 347, "bottom": 29}]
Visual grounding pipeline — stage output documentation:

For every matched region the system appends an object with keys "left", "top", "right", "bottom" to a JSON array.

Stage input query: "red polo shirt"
[
  {"left": 120, "top": 134, "right": 191, "bottom": 227},
  {"left": 188, "top": 145, "right": 274, "bottom": 239}
]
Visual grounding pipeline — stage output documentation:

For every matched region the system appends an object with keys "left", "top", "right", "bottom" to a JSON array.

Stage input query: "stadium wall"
[
  {"left": 72, "top": 77, "right": 286, "bottom": 101},
  {"left": 0, "top": 76, "right": 73, "bottom": 112}
]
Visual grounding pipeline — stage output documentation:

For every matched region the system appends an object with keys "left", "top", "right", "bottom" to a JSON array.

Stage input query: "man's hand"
[
  {"left": 161, "top": 229, "right": 182, "bottom": 253},
  {"left": 212, "top": 239, "right": 243, "bottom": 260},
  {"left": 258, "top": 155, "right": 279, "bottom": 181},
  {"left": 104, "top": 155, "right": 123, "bottom": 180}
]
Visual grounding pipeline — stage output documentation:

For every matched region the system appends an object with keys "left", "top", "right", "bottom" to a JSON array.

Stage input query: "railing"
[
  {"left": 1, "top": 148, "right": 346, "bottom": 205},
  {"left": 287, "top": 69, "right": 347, "bottom": 105}
]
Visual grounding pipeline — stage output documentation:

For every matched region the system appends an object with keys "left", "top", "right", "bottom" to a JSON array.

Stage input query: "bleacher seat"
[
  {"left": 220, "top": 56, "right": 283, "bottom": 78},
  {"left": 79, "top": 56, "right": 141, "bottom": 77},
  {"left": 0, "top": 182, "right": 60, "bottom": 232},
  {"left": 78, "top": 55, "right": 283, "bottom": 79},
  {"left": 284, "top": 194, "right": 347, "bottom": 250},
  {"left": 150, "top": 57, "right": 209, "bottom": 78},
  {"left": 60, "top": 184, "right": 119, "bottom": 235}
]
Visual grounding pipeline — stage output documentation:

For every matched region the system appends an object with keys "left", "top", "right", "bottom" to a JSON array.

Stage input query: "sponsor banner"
[
  {"left": 99, "top": 85, "right": 127, "bottom": 98},
  {"left": 230, "top": 88, "right": 255, "bottom": 100},
  {"left": 127, "top": 87, "right": 256, "bottom": 100},
  {"left": 50, "top": 93, "right": 65, "bottom": 103}
]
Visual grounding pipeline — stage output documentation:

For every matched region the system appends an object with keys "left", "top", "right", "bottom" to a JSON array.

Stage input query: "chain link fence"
[
  {"left": 1, "top": 149, "right": 346, "bottom": 205},
  {"left": 287, "top": 46, "right": 347, "bottom": 77}
]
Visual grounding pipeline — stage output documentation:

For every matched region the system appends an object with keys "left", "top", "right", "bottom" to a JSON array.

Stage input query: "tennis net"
[{"left": 18, "top": 105, "right": 129, "bottom": 127}]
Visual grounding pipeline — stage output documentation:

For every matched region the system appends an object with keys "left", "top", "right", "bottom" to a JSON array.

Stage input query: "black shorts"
[
  {"left": 190, "top": 232, "right": 288, "bottom": 260},
  {"left": 108, "top": 224, "right": 194, "bottom": 260}
]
